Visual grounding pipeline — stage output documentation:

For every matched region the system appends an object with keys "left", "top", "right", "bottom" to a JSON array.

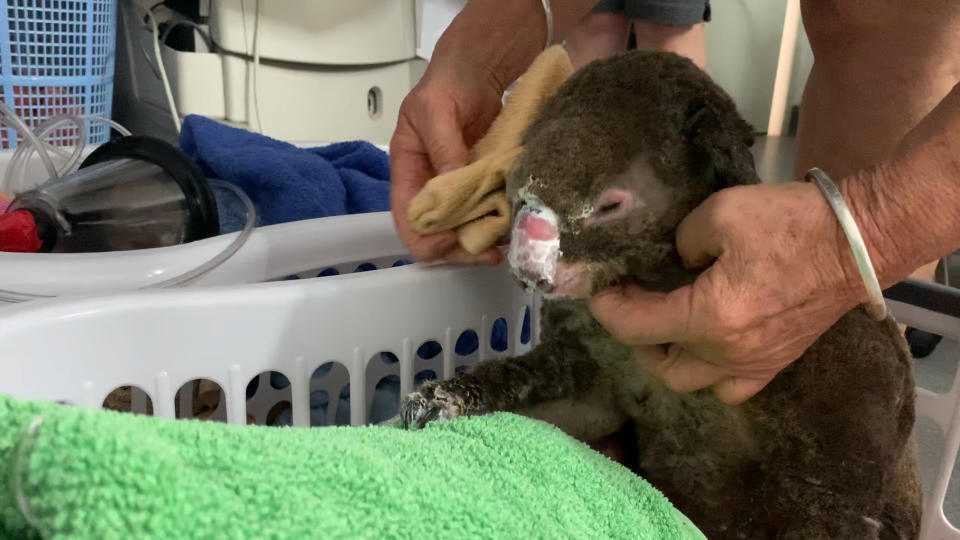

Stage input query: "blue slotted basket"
[{"left": 0, "top": 0, "right": 117, "bottom": 150}]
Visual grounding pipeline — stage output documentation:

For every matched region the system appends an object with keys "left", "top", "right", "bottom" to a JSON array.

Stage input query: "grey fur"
[{"left": 401, "top": 51, "right": 921, "bottom": 539}]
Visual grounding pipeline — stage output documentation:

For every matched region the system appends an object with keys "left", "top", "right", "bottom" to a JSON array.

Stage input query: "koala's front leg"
[{"left": 400, "top": 340, "right": 598, "bottom": 429}]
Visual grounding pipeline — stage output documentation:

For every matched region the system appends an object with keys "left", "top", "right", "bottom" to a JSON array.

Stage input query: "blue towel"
[{"left": 178, "top": 114, "right": 390, "bottom": 233}]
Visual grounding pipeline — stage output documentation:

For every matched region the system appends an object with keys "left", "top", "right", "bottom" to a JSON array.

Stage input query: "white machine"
[{"left": 113, "top": 0, "right": 427, "bottom": 144}]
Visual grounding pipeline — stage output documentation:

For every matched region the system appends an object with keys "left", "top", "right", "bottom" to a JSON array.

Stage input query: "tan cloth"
[{"left": 408, "top": 45, "right": 574, "bottom": 254}]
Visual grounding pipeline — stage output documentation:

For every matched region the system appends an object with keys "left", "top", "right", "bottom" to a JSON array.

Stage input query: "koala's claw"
[
  {"left": 399, "top": 391, "right": 436, "bottom": 430},
  {"left": 400, "top": 381, "right": 472, "bottom": 430}
]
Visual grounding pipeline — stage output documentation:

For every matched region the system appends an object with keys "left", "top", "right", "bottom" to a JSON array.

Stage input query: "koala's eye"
[
  {"left": 585, "top": 188, "right": 635, "bottom": 225},
  {"left": 595, "top": 200, "right": 623, "bottom": 216}
]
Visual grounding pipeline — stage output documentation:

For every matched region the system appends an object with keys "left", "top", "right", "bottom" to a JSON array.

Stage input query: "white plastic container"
[
  {"left": 113, "top": 1, "right": 426, "bottom": 145},
  {"left": 0, "top": 268, "right": 957, "bottom": 538},
  {"left": 0, "top": 211, "right": 408, "bottom": 298},
  {"left": 885, "top": 287, "right": 960, "bottom": 539},
  {"left": 0, "top": 256, "right": 538, "bottom": 426},
  {"left": 209, "top": 0, "right": 417, "bottom": 65}
]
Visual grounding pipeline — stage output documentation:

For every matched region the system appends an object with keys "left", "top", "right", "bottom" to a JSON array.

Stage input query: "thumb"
[
  {"left": 675, "top": 199, "right": 725, "bottom": 270},
  {"left": 423, "top": 114, "right": 472, "bottom": 175},
  {"left": 712, "top": 376, "right": 771, "bottom": 405},
  {"left": 588, "top": 284, "right": 693, "bottom": 346}
]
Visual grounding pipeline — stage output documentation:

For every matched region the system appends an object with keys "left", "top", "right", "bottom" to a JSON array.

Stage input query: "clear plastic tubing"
[
  {"left": 0, "top": 105, "right": 257, "bottom": 303},
  {"left": 4, "top": 114, "right": 133, "bottom": 193},
  {"left": 0, "top": 178, "right": 256, "bottom": 303},
  {"left": 0, "top": 101, "right": 59, "bottom": 185},
  {"left": 148, "top": 178, "right": 257, "bottom": 289}
]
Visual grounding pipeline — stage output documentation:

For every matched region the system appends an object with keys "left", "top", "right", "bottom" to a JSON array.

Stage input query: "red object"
[
  {"left": 516, "top": 212, "right": 559, "bottom": 242},
  {"left": 0, "top": 210, "right": 43, "bottom": 253}
]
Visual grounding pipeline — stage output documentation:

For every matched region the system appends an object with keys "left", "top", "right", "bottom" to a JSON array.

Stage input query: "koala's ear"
[{"left": 682, "top": 98, "right": 759, "bottom": 187}]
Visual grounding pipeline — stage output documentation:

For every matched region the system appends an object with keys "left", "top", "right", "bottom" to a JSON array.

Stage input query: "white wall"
[
  {"left": 139, "top": 0, "right": 814, "bottom": 136},
  {"left": 416, "top": 0, "right": 812, "bottom": 135},
  {"left": 704, "top": 0, "right": 812, "bottom": 134},
  {"left": 135, "top": 0, "right": 811, "bottom": 139}
]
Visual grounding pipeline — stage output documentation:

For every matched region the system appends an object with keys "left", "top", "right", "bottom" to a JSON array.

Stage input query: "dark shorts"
[{"left": 591, "top": 0, "right": 711, "bottom": 25}]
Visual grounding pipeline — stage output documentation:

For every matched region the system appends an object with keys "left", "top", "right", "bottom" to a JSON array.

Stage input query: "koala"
[{"left": 400, "top": 51, "right": 922, "bottom": 540}]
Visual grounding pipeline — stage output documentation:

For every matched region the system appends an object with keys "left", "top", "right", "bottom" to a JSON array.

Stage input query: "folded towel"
[
  {"left": 0, "top": 191, "right": 9, "bottom": 214},
  {"left": 408, "top": 45, "right": 574, "bottom": 254},
  {"left": 0, "top": 395, "right": 704, "bottom": 540},
  {"left": 179, "top": 115, "right": 390, "bottom": 233}
]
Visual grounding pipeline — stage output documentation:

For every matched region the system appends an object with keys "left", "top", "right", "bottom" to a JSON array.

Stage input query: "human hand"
[
  {"left": 389, "top": 49, "right": 506, "bottom": 266},
  {"left": 589, "top": 182, "right": 867, "bottom": 404}
]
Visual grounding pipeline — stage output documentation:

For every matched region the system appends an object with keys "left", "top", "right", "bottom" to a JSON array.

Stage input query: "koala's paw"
[{"left": 400, "top": 379, "right": 481, "bottom": 430}]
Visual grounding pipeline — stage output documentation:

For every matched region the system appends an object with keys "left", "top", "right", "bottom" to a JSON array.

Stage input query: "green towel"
[{"left": 0, "top": 395, "right": 704, "bottom": 539}]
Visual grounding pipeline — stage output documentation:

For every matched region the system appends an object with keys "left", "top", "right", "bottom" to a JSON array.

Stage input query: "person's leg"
[
  {"left": 564, "top": 1, "right": 630, "bottom": 70},
  {"left": 793, "top": 1, "right": 960, "bottom": 282},
  {"left": 632, "top": 20, "right": 707, "bottom": 70},
  {"left": 565, "top": 1, "right": 710, "bottom": 71},
  {"left": 628, "top": 1, "right": 710, "bottom": 70}
]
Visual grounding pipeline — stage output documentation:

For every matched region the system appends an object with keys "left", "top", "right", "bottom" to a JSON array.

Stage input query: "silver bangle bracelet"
[
  {"left": 805, "top": 167, "right": 888, "bottom": 320},
  {"left": 540, "top": 0, "right": 553, "bottom": 49}
]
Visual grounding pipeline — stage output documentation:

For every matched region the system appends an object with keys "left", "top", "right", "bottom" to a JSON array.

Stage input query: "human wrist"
[
  {"left": 839, "top": 83, "right": 960, "bottom": 288},
  {"left": 836, "top": 165, "right": 914, "bottom": 293},
  {"left": 792, "top": 180, "right": 872, "bottom": 308},
  {"left": 433, "top": 0, "right": 547, "bottom": 95},
  {"left": 801, "top": 169, "right": 887, "bottom": 317}
]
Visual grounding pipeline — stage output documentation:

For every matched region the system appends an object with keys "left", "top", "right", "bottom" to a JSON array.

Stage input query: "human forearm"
[
  {"left": 433, "top": 0, "right": 596, "bottom": 93},
  {"left": 841, "top": 82, "right": 960, "bottom": 290}
]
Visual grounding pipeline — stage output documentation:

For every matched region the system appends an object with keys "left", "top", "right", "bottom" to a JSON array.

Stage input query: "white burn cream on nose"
[{"left": 508, "top": 204, "right": 562, "bottom": 289}]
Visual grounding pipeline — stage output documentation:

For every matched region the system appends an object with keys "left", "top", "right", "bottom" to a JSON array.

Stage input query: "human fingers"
[
  {"left": 635, "top": 343, "right": 728, "bottom": 393},
  {"left": 712, "top": 375, "right": 772, "bottom": 405},
  {"left": 418, "top": 99, "right": 472, "bottom": 177},
  {"left": 589, "top": 284, "right": 694, "bottom": 346},
  {"left": 389, "top": 134, "right": 459, "bottom": 261},
  {"left": 675, "top": 190, "right": 731, "bottom": 270},
  {"left": 442, "top": 245, "right": 503, "bottom": 266}
]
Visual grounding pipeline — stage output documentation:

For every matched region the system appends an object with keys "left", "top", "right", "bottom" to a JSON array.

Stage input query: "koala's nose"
[
  {"left": 515, "top": 210, "right": 559, "bottom": 242},
  {"left": 508, "top": 204, "right": 561, "bottom": 290}
]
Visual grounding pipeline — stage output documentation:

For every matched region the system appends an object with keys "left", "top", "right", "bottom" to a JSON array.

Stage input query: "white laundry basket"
[
  {"left": 0, "top": 211, "right": 410, "bottom": 298},
  {"left": 0, "top": 271, "right": 957, "bottom": 537},
  {"left": 885, "top": 281, "right": 960, "bottom": 539},
  {"left": 0, "top": 210, "right": 428, "bottom": 427},
  {"left": 0, "top": 251, "right": 538, "bottom": 426}
]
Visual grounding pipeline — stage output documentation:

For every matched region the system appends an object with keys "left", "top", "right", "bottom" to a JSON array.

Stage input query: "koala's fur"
[{"left": 401, "top": 51, "right": 921, "bottom": 539}]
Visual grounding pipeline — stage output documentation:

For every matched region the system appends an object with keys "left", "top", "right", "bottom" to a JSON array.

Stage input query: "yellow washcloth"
[{"left": 408, "top": 45, "right": 574, "bottom": 254}]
